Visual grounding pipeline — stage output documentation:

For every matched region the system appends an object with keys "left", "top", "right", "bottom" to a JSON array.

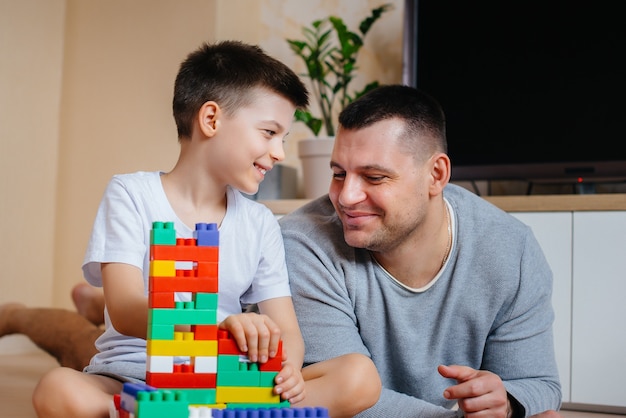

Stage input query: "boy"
[{"left": 32, "top": 41, "right": 380, "bottom": 418}]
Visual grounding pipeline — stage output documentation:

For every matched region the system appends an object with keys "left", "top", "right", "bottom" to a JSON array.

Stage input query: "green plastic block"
[
  {"left": 149, "top": 308, "right": 217, "bottom": 325},
  {"left": 217, "top": 355, "right": 241, "bottom": 372},
  {"left": 151, "top": 221, "right": 176, "bottom": 245},
  {"left": 216, "top": 370, "right": 261, "bottom": 387},
  {"left": 172, "top": 388, "right": 216, "bottom": 404},
  {"left": 194, "top": 292, "right": 218, "bottom": 309},
  {"left": 135, "top": 390, "right": 188, "bottom": 418},
  {"left": 259, "top": 371, "right": 278, "bottom": 388},
  {"left": 225, "top": 400, "right": 290, "bottom": 409},
  {"left": 147, "top": 323, "right": 175, "bottom": 340}
]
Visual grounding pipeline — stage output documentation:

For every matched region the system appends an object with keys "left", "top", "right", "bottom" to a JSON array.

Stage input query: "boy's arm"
[{"left": 101, "top": 262, "right": 148, "bottom": 339}]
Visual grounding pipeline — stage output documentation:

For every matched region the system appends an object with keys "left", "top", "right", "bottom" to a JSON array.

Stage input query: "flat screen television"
[{"left": 403, "top": 0, "right": 626, "bottom": 185}]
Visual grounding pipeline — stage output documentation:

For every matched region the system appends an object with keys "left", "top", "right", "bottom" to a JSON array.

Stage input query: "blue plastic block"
[{"left": 195, "top": 222, "right": 219, "bottom": 246}]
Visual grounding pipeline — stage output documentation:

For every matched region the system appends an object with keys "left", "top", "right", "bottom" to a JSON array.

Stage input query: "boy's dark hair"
[
  {"left": 338, "top": 84, "right": 447, "bottom": 156},
  {"left": 173, "top": 40, "right": 309, "bottom": 139}
]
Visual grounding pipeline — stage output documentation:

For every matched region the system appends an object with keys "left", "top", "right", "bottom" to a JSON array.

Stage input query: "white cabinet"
[
  {"left": 513, "top": 211, "right": 626, "bottom": 410},
  {"left": 512, "top": 212, "right": 572, "bottom": 403},
  {"left": 571, "top": 212, "right": 626, "bottom": 408}
]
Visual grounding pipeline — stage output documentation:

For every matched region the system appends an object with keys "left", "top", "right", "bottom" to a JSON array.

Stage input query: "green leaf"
[
  {"left": 294, "top": 109, "right": 323, "bottom": 136},
  {"left": 286, "top": 4, "right": 393, "bottom": 136}
]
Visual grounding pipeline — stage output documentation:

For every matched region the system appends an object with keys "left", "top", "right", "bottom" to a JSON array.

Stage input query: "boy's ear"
[{"left": 198, "top": 101, "right": 221, "bottom": 137}]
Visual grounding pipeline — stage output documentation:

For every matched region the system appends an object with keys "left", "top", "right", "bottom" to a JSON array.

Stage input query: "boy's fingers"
[
  {"left": 266, "top": 318, "right": 281, "bottom": 359},
  {"left": 219, "top": 317, "right": 248, "bottom": 353}
]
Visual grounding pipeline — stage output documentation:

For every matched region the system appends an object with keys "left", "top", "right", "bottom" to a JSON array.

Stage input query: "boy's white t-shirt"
[{"left": 82, "top": 171, "right": 291, "bottom": 366}]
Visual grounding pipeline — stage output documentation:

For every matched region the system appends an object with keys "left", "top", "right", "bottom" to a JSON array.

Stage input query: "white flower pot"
[{"left": 298, "top": 137, "right": 335, "bottom": 199}]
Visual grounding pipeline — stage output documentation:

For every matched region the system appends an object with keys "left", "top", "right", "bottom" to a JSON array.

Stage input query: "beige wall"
[
  {"left": 53, "top": 0, "right": 219, "bottom": 312},
  {"left": 0, "top": 0, "right": 404, "bottom": 334},
  {"left": 0, "top": 0, "right": 65, "bottom": 307}
]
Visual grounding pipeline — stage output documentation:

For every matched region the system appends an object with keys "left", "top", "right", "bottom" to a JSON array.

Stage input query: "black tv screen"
[{"left": 403, "top": 0, "right": 626, "bottom": 183}]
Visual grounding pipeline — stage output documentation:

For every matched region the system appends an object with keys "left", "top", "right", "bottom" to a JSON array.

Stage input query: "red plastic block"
[
  {"left": 217, "top": 330, "right": 242, "bottom": 355},
  {"left": 146, "top": 371, "right": 217, "bottom": 388},
  {"left": 259, "top": 340, "right": 283, "bottom": 372},
  {"left": 196, "top": 262, "right": 218, "bottom": 279},
  {"left": 149, "top": 291, "right": 176, "bottom": 308},
  {"left": 192, "top": 324, "right": 218, "bottom": 340},
  {"left": 151, "top": 242, "right": 218, "bottom": 263},
  {"left": 258, "top": 354, "right": 282, "bottom": 372},
  {"left": 150, "top": 276, "right": 218, "bottom": 293}
]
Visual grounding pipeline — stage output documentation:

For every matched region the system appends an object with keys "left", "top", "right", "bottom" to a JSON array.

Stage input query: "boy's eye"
[{"left": 264, "top": 129, "right": 276, "bottom": 137}]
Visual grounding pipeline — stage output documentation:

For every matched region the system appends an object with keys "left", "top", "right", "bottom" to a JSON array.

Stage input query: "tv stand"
[{"left": 527, "top": 180, "right": 599, "bottom": 195}]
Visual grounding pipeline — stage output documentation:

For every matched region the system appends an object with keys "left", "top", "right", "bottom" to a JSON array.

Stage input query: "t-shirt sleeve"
[{"left": 82, "top": 176, "right": 147, "bottom": 287}]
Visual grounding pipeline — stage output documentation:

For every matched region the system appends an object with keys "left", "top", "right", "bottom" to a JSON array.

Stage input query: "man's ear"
[
  {"left": 429, "top": 152, "right": 451, "bottom": 195},
  {"left": 198, "top": 101, "right": 221, "bottom": 138}
]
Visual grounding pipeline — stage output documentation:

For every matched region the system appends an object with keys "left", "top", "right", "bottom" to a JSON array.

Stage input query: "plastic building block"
[
  {"left": 120, "top": 383, "right": 158, "bottom": 414},
  {"left": 215, "top": 386, "right": 280, "bottom": 404},
  {"left": 150, "top": 222, "right": 176, "bottom": 245},
  {"left": 146, "top": 338, "right": 217, "bottom": 357},
  {"left": 148, "top": 308, "right": 217, "bottom": 326},
  {"left": 150, "top": 260, "right": 176, "bottom": 277},
  {"left": 135, "top": 390, "right": 189, "bottom": 418},
  {"left": 149, "top": 291, "right": 176, "bottom": 309},
  {"left": 194, "top": 293, "right": 219, "bottom": 310},
  {"left": 191, "top": 324, "right": 219, "bottom": 341},
  {"left": 195, "top": 222, "right": 219, "bottom": 246},
  {"left": 146, "top": 355, "right": 174, "bottom": 373},
  {"left": 205, "top": 406, "right": 329, "bottom": 417},
  {"left": 146, "top": 371, "right": 216, "bottom": 389},
  {"left": 149, "top": 275, "right": 218, "bottom": 294},
  {"left": 151, "top": 241, "right": 218, "bottom": 263},
  {"left": 193, "top": 355, "right": 218, "bottom": 373}
]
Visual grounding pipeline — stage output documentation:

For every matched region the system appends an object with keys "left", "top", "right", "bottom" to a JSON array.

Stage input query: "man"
[{"left": 279, "top": 84, "right": 562, "bottom": 417}]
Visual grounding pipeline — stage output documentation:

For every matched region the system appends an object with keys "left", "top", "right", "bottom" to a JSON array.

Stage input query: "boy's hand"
[
  {"left": 219, "top": 313, "right": 281, "bottom": 363},
  {"left": 274, "top": 361, "right": 306, "bottom": 404}
]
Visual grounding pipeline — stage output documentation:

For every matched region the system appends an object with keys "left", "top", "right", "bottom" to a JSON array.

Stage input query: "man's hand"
[
  {"left": 438, "top": 364, "right": 509, "bottom": 417},
  {"left": 219, "top": 312, "right": 282, "bottom": 363}
]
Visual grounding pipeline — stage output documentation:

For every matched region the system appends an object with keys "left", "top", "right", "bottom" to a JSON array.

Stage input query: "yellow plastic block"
[
  {"left": 147, "top": 339, "right": 217, "bottom": 357},
  {"left": 150, "top": 260, "right": 176, "bottom": 277},
  {"left": 215, "top": 386, "right": 280, "bottom": 404}
]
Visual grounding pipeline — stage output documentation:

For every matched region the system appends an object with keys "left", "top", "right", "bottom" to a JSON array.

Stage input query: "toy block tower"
[
  {"left": 113, "top": 221, "right": 329, "bottom": 418},
  {"left": 146, "top": 221, "right": 221, "bottom": 405}
]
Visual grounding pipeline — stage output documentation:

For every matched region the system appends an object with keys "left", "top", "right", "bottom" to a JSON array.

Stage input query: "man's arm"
[{"left": 480, "top": 230, "right": 562, "bottom": 416}]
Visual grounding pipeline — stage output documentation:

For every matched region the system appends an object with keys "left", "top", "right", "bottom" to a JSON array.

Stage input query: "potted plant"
[{"left": 287, "top": 4, "right": 393, "bottom": 198}]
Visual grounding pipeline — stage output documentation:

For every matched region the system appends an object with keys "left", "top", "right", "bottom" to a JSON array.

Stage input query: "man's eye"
[
  {"left": 366, "top": 176, "right": 385, "bottom": 182},
  {"left": 332, "top": 172, "right": 346, "bottom": 179}
]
